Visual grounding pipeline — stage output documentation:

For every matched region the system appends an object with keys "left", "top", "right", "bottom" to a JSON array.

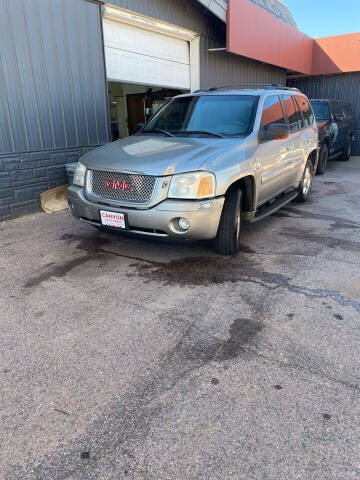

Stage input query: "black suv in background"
[{"left": 310, "top": 99, "right": 355, "bottom": 174}]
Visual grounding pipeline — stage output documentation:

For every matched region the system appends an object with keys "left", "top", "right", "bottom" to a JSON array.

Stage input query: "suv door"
[
  {"left": 256, "top": 95, "right": 294, "bottom": 204},
  {"left": 295, "top": 95, "right": 317, "bottom": 179},
  {"left": 282, "top": 94, "right": 304, "bottom": 184},
  {"left": 341, "top": 101, "right": 354, "bottom": 141},
  {"left": 330, "top": 101, "right": 346, "bottom": 153},
  {"left": 343, "top": 102, "right": 355, "bottom": 132}
]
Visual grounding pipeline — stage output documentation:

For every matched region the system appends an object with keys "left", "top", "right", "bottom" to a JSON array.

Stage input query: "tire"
[
  {"left": 339, "top": 134, "right": 352, "bottom": 161},
  {"left": 213, "top": 187, "right": 242, "bottom": 256},
  {"left": 316, "top": 143, "right": 328, "bottom": 175},
  {"left": 296, "top": 158, "right": 314, "bottom": 203}
]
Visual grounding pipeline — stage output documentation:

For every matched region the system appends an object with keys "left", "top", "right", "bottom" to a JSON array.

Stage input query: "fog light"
[{"left": 178, "top": 217, "right": 190, "bottom": 231}]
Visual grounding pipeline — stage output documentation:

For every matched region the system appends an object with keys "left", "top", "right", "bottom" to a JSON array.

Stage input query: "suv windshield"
[
  {"left": 310, "top": 101, "right": 330, "bottom": 121},
  {"left": 142, "top": 95, "right": 259, "bottom": 137}
]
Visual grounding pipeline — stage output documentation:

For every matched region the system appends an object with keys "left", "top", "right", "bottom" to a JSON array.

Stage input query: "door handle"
[{"left": 280, "top": 147, "right": 290, "bottom": 153}]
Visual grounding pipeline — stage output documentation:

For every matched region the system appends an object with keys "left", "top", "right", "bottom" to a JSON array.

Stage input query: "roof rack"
[{"left": 194, "top": 84, "right": 301, "bottom": 93}]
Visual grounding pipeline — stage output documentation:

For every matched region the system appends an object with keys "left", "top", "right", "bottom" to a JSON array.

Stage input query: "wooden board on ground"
[{"left": 40, "top": 185, "right": 69, "bottom": 213}]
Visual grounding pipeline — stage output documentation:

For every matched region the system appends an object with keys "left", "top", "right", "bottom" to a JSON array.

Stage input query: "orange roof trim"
[
  {"left": 227, "top": 0, "right": 360, "bottom": 75},
  {"left": 312, "top": 33, "right": 360, "bottom": 75}
]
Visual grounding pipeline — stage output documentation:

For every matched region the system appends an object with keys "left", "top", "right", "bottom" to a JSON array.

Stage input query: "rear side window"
[
  {"left": 331, "top": 101, "right": 343, "bottom": 117},
  {"left": 296, "top": 96, "right": 315, "bottom": 127},
  {"left": 342, "top": 102, "right": 353, "bottom": 118},
  {"left": 261, "top": 95, "right": 286, "bottom": 130},
  {"left": 283, "top": 95, "right": 301, "bottom": 133}
]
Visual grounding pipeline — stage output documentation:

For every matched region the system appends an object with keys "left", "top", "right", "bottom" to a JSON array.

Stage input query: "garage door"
[{"left": 103, "top": 10, "right": 191, "bottom": 90}]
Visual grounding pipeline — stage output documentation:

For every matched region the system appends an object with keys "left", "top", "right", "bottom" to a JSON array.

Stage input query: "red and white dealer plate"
[{"left": 100, "top": 210, "right": 126, "bottom": 229}]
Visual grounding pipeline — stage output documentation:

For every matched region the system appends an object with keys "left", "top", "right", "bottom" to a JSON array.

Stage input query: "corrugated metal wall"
[
  {"left": 0, "top": 0, "right": 110, "bottom": 221},
  {"left": 0, "top": 0, "right": 109, "bottom": 155},
  {"left": 108, "top": 0, "right": 287, "bottom": 88},
  {"left": 289, "top": 73, "right": 360, "bottom": 155},
  {"left": 199, "top": 37, "right": 285, "bottom": 89}
]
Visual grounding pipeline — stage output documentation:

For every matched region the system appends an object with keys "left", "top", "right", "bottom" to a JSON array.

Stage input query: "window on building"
[
  {"left": 283, "top": 95, "right": 301, "bottom": 133},
  {"left": 261, "top": 95, "right": 286, "bottom": 131}
]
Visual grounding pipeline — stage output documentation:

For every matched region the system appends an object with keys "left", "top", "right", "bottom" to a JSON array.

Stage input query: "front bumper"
[{"left": 68, "top": 186, "right": 225, "bottom": 241}]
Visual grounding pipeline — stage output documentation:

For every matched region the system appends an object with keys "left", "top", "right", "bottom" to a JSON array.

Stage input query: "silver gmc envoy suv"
[{"left": 68, "top": 85, "right": 318, "bottom": 255}]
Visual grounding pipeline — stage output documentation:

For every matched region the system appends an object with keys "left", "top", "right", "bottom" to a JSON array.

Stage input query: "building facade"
[
  {"left": 0, "top": 0, "right": 358, "bottom": 221},
  {"left": 0, "top": 0, "right": 287, "bottom": 222}
]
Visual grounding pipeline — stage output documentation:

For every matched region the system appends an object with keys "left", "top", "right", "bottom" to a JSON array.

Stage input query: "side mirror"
[
  {"left": 135, "top": 123, "right": 145, "bottom": 133},
  {"left": 260, "top": 124, "right": 290, "bottom": 142},
  {"left": 334, "top": 114, "right": 344, "bottom": 122}
]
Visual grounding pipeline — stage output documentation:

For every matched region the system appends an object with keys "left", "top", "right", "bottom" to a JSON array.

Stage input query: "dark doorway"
[
  {"left": 127, "top": 95, "right": 146, "bottom": 135},
  {"left": 108, "top": 82, "right": 187, "bottom": 140}
]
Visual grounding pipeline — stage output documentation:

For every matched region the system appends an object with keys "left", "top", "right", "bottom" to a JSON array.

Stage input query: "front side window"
[
  {"left": 261, "top": 95, "right": 286, "bottom": 130},
  {"left": 310, "top": 101, "right": 330, "bottom": 121},
  {"left": 143, "top": 95, "right": 259, "bottom": 137},
  {"left": 283, "top": 95, "right": 301, "bottom": 133},
  {"left": 297, "top": 96, "right": 314, "bottom": 128}
]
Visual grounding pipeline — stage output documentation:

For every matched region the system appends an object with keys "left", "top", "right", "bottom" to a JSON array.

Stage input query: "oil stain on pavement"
[
  {"left": 274, "top": 207, "right": 360, "bottom": 231},
  {"left": 131, "top": 254, "right": 285, "bottom": 288},
  {"left": 23, "top": 231, "right": 360, "bottom": 312},
  {"left": 217, "top": 318, "right": 264, "bottom": 361},
  {"left": 24, "top": 234, "right": 111, "bottom": 288},
  {"left": 132, "top": 254, "right": 360, "bottom": 312},
  {"left": 281, "top": 228, "right": 360, "bottom": 253}
]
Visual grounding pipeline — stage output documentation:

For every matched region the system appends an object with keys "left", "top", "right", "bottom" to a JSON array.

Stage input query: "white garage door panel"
[
  {"left": 103, "top": 18, "right": 191, "bottom": 89},
  {"left": 104, "top": 19, "right": 189, "bottom": 65},
  {"left": 106, "top": 49, "right": 190, "bottom": 89}
]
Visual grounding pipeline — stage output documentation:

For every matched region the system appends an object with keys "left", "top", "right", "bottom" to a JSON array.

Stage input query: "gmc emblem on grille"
[{"left": 105, "top": 179, "right": 133, "bottom": 191}]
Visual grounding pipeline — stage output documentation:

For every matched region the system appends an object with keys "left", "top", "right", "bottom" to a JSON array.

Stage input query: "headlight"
[
  {"left": 168, "top": 171, "right": 215, "bottom": 199},
  {"left": 73, "top": 162, "right": 86, "bottom": 187}
]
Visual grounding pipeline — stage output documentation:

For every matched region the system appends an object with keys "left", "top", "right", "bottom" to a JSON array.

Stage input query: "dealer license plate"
[{"left": 100, "top": 210, "right": 126, "bottom": 229}]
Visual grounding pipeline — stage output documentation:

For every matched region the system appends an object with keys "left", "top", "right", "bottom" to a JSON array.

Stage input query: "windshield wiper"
[
  {"left": 177, "top": 130, "right": 224, "bottom": 138},
  {"left": 145, "top": 128, "right": 175, "bottom": 137}
]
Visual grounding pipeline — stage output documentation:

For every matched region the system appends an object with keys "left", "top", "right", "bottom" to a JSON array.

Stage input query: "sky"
[{"left": 285, "top": 0, "right": 360, "bottom": 38}]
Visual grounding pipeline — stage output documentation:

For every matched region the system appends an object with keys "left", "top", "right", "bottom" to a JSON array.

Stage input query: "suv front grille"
[{"left": 88, "top": 170, "right": 156, "bottom": 203}]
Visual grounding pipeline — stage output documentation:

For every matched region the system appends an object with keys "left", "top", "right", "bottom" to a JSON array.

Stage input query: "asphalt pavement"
[{"left": 1, "top": 157, "right": 360, "bottom": 479}]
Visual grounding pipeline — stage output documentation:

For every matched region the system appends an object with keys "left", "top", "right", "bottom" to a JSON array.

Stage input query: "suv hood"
[{"left": 81, "top": 135, "right": 234, "bottom": 176}]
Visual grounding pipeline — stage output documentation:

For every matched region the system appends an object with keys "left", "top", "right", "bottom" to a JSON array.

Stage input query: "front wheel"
[
  {"left": 296, "top": 158, "right": 314, "bottom": 203},
  {"left": 340, "top": 134, "right": 352, "bottom": 161},
  {"left": 213, "top": 187, "right": 242, "bottom": 256},
  {"left": 316, "top": 143, "right": 328, "bottom": 175}
]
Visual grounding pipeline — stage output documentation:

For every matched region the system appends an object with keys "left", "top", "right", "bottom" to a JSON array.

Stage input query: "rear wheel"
[
  {"left": 296, "top": 158, "right": 314, "bottom": 203},
  {"left": 340, "top": 134, "right": 352, "bottom": 161},
  {"left": 213, "top": 187, "right": 242, "bottom": 256},
  {"left": 316, "top": 143, "right": 328, "bottom": 175}
]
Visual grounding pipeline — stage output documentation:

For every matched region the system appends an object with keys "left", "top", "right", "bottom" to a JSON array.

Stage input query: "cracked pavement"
[{"left": 1, "top": 157, "right": 360, "bottom": 479}]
